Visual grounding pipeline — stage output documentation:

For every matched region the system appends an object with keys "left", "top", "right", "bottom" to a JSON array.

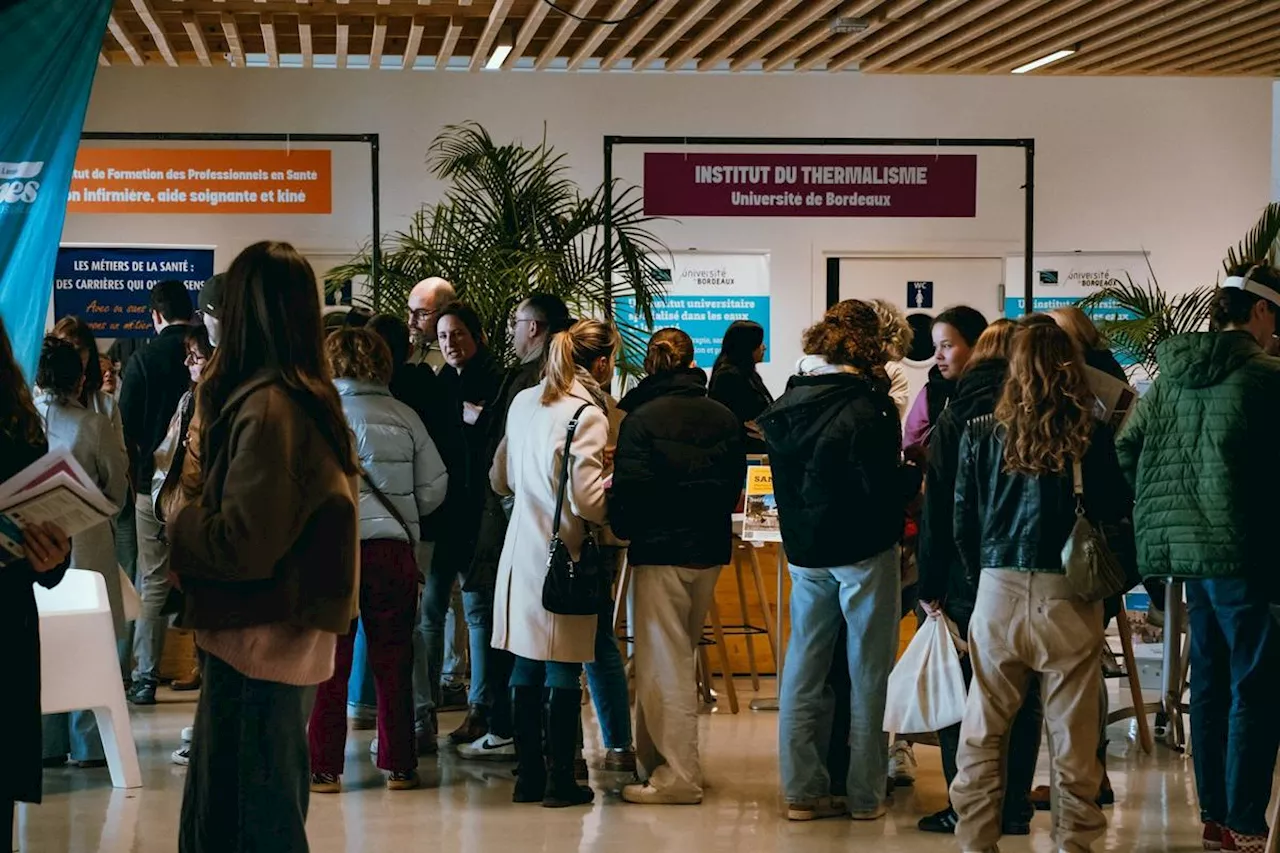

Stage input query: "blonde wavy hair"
[
  {"left": 870, "top": 299, "right": 913, "bottom": 362},
  {"left": 994, "top": 323, "right": 1094, "bottom": 476},
  {"left": 966, "top": 318, "right": 1018, "bottom": 369},
  {"left": 802, "top": 299, "right": 887, "bottom": 372}
]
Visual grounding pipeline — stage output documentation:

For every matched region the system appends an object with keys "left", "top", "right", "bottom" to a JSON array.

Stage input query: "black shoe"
[
  {"left": 449, "top": 705, "right": 489, "bottom": 745},
  {"left": 128, "top": 682, "right": 157, "bottom": 706},
  {"left": 1002, "top": 819, "right": 1032, "bottom": 836},
  {"left": 543, "top": 688, "right": 593, "bottom": 809},
  {"left": 439, "top": 682, "right": 468, "bottom": 712},
  {"left": 917, "top": 807, "right": 959, "bottom": 834},
  {"left": 511, "top": 686, "right": 545, "bottom": 803}
]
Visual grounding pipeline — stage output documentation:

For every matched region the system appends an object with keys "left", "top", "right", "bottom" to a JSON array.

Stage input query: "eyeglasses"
[
  {"left": 409, "top": 308, "right": 440, "bottom": 323},
  {"left": 183, "top": 352, "right": 207, "bottom": 367},
  {"left": 508, "top": 317, "right": 535, "bottom": 332}
]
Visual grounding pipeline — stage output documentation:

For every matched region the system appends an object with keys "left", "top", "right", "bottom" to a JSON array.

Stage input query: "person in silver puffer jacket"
[{"left": 307, "top": 327, "right": 448, "bottom": 793}]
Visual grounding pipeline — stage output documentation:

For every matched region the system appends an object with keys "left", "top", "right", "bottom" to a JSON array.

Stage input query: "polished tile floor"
[{"left": 24, "top": 681, "right": 1210, "bottom": 853}]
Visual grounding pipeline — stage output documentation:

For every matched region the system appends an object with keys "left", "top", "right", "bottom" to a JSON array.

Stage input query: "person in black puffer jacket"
[
  {"left": 611, "top": 328, "right": 745, "bottom": 806},
  {"left": 916, "top": 318, "right": 1044, "bottom": 836},
  {"left": 950, "top": 323, "right": 1133, "bottom": 853},
  {"left": 759, "top": 300, "right": 921, "bottom": 822}
]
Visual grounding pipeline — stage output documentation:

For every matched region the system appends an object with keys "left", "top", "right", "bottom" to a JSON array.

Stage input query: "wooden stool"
[
  {"left": 1106, "top": 610, "right": 1156, "bottom": 755},
  {"left": 698, "top": 600, "right": 739, "bottom": 713},
  {"left": 715, "top": 538, "right": 780, "bottom": 692}
]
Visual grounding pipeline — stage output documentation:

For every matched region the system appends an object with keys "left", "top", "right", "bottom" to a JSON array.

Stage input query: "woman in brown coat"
[
  {"left": 168, "top": 242, "right": 360, "bottom": 853},
  {"left": 0, "top": 316, "right": 73, "bottom": 847}
]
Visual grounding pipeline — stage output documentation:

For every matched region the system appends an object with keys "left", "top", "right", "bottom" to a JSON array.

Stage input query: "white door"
[{"left": 835, "top": 256, "right": 1003, "bottom": 405}]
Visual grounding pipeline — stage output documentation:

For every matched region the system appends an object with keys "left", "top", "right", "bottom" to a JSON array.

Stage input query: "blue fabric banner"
[
  {"left": 0, "top": 0, "right": 113, "bottom": 380},
  {"left": 54, "top": 246, "right": 216, "bottom": 338}
]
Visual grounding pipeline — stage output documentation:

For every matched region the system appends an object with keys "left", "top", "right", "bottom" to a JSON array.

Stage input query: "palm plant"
[
  {"left": 325, "top": 122, "right": 670, "bottom": 375},
  {"left": 1078, "top": 202, "right": 1280, "bottom": 378}
]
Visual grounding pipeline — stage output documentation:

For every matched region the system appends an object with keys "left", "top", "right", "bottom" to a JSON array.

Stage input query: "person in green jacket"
[{"left": 1116, "top": 262, "right": 1280, "bottom": 853}]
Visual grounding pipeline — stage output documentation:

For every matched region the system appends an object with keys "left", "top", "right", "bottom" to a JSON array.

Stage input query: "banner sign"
[
  {"left": 1004, "top": 252, "right": 1151, "bottom": 368},
  {"left": 0, "top": 0, "right": 113, "bottom": 379},
  {"left": 644, "top": 153, "right": 977, "bottom": 218},
  {"left": 53, "top": 245, "right": 215, "bottom": 338},
  {"left": 68, "top": 148, "right": 332, "bottom": 214},
  {"left": 616, "top": 252, "right": 770, "bottom": 365}
]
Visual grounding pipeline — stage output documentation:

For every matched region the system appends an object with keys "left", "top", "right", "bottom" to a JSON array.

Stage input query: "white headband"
[{"left": 1222, "top": 267, "right": 1280, "bottom": 308}]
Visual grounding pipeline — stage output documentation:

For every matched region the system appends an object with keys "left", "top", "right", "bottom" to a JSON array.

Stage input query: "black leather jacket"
[{"left": 954, "top": 414, "right": 1132, "bottom": 579}]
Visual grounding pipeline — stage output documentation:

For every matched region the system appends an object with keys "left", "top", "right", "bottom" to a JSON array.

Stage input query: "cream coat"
[{"left": 489, "top": 379, "right": 609, "bottom": 663}]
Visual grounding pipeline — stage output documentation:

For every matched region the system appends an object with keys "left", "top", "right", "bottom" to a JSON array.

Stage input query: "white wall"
[{"left": 74, "top": 69, "right": 1273, "bottom": 391}]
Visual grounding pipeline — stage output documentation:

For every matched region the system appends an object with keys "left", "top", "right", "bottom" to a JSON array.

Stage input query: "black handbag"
[
  {"left": 542, "top": 403, "right": 605, "bottom": 616},
  {"left": 1062, "top": 458, "right": 1129, "bottom": 603}
]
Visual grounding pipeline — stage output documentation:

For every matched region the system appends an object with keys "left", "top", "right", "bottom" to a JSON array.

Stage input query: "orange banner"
[{"left": 68, "top": 149, "right": 332, "bottom": 214}]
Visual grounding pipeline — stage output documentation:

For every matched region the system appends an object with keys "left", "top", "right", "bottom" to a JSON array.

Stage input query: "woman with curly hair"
[
  {"left": 759, "top": 300, "right": 922, "bottom": 823},
  {"left": 951, "top": 322, "right": 1132, "bottom": 853},
  {"left": 870, "top": 299, "right": 913, "bottom": 419}
]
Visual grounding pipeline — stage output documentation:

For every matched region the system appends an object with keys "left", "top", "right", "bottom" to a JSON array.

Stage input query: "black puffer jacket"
[
  {"left": 955, "top": 415, "right": 1132, "bottom": 578},
  {"left": 918, "top": 358, "right": 1007, "bottom": 627},
  {"left": 119, "top": 323, "right": 194, "bottom": 486},
  {"left": 759, "top": 371, "right": 920, "bottom": 569},
  {"left": 612, "top": 368, "right": 745, "bottom": 568}
]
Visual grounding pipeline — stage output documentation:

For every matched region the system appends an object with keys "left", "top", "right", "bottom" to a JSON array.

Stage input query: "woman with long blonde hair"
[
  {"left": 950, "top": 323, "right": 1131, "bottom": 853},
  {"left": 489, "top": 318, "right": 616, "bottom": 808}
]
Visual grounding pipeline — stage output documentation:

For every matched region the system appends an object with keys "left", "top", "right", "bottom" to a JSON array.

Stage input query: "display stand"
[
  {"left": 718, "top": 537, "right": 780, "bottom": 693},
  {"left": 1107, "top": 609, "right": 1157, "bottom": 755},
  {"left": 1158, "top": 578, "right": 1190, "bottom": 751},
  {"left": 749, "top": 547, "right": 787, "bottom": 713}
]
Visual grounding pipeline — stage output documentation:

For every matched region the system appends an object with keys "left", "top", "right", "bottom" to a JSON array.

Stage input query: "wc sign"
[{"left": 908, "top": 280, "right": 934, "bottom": 309}]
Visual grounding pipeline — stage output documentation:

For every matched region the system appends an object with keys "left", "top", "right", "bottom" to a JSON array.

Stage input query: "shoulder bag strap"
[
  {"left": 551, "top": 403, "right": 592, "bottom": 539},
  {"left": 1072, "top": 457, "right": 1086, "bottom": 516},
  {"left": 361, "top": 468, "right": 417, "bottom": 543}
]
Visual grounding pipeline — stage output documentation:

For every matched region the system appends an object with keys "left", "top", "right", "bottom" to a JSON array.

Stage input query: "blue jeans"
[
  {"left": 780, "top": 547, "right": 900, "bottom": 812},
  {"left": 511, "top": 656, "right": 582, "bottom": 691},
  {"left": 42, "top": 711, "right": 104, "bottom": 762},
  {"left": 414, "top": 559, "right": 492, "bottom": 719},
  {"left": 347, "top": 619, "right": 377, "bottom": 714},
  {"left": 585, "top": 552, "right": 631, "bottom": 750},
  {"left": 1187, "top": 578, "right": 1280, "bottom": 835}
]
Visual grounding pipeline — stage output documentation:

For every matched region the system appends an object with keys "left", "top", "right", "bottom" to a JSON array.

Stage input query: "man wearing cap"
[
  {"left": 1117, "top": 262, "right": 1280, "bottom": 853},
  {"left": 198, "top": 273, "right": 223, "bottom": 347}
]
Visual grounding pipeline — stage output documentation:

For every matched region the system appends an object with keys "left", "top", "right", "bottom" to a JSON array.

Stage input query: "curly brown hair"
[
  {"left": 325, "top": 327, "right": 393, "bottom": 385},
  {"left": 994, "top": 323, "right": 1095, "bottom": 476},
  {"left": 870, "top": 299, "right": 913, "bottom": 362},
  {"left": 801, "top": 299, "right": 887, "bottom": 372}
]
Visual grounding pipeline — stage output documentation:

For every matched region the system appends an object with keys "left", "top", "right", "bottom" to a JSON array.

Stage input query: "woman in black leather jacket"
[
  {"left": 915, "top": 318, "right": 1043, "bottom": 836},
  {"left": 949, "top": 323, "right": 1131, "bottom": 853}
]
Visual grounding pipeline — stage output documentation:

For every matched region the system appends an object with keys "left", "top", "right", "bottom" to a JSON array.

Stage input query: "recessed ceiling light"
[
  {"left": 1011, "top": 48, "right": 1075, "bottom": 74},
  {"left": 486, "top": 43, "right": 512, "bottom": 70}
]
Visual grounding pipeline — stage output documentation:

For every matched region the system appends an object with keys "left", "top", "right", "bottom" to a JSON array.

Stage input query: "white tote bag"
[{"left": 882, "top": 615, "right": 968, "bottom": 735}]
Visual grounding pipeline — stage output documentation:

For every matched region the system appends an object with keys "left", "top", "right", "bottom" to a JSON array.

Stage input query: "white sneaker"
[
  {"left": 181, "top": 727, "right": 194, "bottom": 743},
  {"left": 370, "top": 737, "right": 378, "bottom": 756},
  {"left": 457, "top": 733, "right": 516, "bottom": 761},
  {"left": 887, "top": 740, "right": 917, "bottom": 786},
  {"left": 171, "top": 745, "right": 191, "bottom": 766},
  {"left": 622, "top": 783, "right": 701, "bottom": 805}
]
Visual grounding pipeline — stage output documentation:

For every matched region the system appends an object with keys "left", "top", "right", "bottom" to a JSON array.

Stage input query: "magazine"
[
  {"left": 741, "top": 465, "right": 782, "bottom": 543},
  {"left": 1087, "top": 366, "right": 1138, "bottom": 431},
  {"left": 0, "top": 450, "right": 115, "bottom": 567}
]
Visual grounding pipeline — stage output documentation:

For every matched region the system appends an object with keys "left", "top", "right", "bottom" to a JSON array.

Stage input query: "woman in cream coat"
[{"left": 490, "top": 319, "right": 616, "bottom": 810}]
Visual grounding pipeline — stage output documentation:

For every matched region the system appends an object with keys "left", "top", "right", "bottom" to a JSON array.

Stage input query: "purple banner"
[{"left": 644, "top": 153, "right": 977, "bottom": 218}]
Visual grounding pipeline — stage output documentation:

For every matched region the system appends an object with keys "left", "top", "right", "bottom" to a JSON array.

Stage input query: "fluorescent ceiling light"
[
  {"left": 1011, "top": 49, "right": 1075, "bottom": 74},
  {"left": 486, "top": 44, "right": 512, "bottom": 70}
]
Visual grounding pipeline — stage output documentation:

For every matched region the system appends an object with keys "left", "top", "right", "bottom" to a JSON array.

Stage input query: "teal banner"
[{"left": 0, "top": 0, "right": 112, "bottom": 380}]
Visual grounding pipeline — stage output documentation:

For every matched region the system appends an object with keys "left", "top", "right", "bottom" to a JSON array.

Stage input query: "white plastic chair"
[{"left": 34, "top": 569, "right": 142, "bottom": 789}]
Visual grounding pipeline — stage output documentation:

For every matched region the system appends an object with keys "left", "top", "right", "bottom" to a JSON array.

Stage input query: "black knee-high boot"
[
  {"left": 511, "top": 686, "right": 545, "bottom": 803},
  {"left": 543, "top": 688, "right": 593, "bottom": 808}
]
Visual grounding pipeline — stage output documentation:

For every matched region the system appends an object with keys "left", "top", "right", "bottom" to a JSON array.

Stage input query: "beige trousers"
[
  {"left": 633, "top": 564, "right": 722, "bottom": 800},
  {"left": 952, "top": 569, "right": 1106, "bottom": 853}
]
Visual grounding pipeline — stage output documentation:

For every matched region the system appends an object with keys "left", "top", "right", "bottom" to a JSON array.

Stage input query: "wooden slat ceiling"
[{"left": 100, "top": 0, "right": 1280, "bottom": 76}]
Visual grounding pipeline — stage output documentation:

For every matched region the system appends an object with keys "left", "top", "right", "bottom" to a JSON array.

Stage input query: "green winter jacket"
[{"left": 1116, "top": 331, "right": 1280, "bottom": 580}]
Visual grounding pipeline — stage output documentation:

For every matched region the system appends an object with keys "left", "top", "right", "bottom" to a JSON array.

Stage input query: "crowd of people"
[{"left": 3, "top": 241, "right": 1280, "bottom": 853}]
